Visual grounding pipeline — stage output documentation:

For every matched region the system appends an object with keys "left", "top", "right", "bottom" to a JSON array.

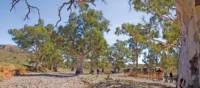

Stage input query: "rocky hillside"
[
  {"left": 0, "top": 44, "right": 29, "bottom": 65},
  {"left": 0, "top": 45, "right": 24, "bottom": 53}
]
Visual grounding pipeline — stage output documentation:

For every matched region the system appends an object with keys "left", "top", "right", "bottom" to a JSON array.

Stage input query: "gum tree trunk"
[
  {"left": 75, "top": 55, "right": 84, "bottom": 75},
  {"left": 176, "top": 0, "right": 200, "bottom": 87},
  {"left": 89, "top": 58, "right": 95, "bottom": 74}
]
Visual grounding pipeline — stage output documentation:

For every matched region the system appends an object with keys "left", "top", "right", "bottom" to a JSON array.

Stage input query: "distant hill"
[
  {"left": 0, "top": 44, "right": 25, "bottom": 53},
  {"left": 0, "top": 44, "right": 29, "bottom": 65}
]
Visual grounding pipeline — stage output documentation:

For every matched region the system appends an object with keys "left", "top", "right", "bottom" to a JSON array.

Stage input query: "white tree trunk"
[{"left": 176, "top": 0, "right": 200, "bottom": 87}]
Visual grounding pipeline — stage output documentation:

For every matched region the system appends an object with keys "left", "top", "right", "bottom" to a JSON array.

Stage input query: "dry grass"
[
  {"left": 0, "top": 62, "right": 28, "bottom": 80},
  {"left": 0, "top": 50, "right": 29, "bottom": 65},
  {"left": 0, "top": 48, "right": 29, "bottom": 80},
  {"left": 0, "top": 63, "right": 15, "bottom": 80}
]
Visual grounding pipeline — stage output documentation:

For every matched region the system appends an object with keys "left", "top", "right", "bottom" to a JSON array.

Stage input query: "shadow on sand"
[{"left": 92, "top": 80, "right": 175, "bottom": 88}]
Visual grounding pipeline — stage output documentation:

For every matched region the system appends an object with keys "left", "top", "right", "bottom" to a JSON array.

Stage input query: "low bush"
[{"left": 0, "top": 62, "right": 28, "bottom": 80}]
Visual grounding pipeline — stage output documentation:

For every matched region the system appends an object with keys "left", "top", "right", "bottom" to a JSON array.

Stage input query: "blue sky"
[
  {"left": 0, "top": 0, "right": 147, "bottom": 45},
  {"left": 0, "top": 0, "right": 148, "bottom": 63}
]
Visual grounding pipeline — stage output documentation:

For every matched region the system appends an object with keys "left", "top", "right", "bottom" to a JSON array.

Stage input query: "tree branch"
[
  {"left": 24, "top": 0, "right": 40, "bottom": 20},
  {"left": 55, "top": 0, "right": 102, "bottom": 26},
  {"left": 10, "top": 0, "right": 40, "bottom": 20},
  {"left": 56, "top": 0, "right": 75, "bottom": 26},
  {"left": 10, "top": 0, "right": 20, "bottom": 11},
  {"left": 10, "top": 0, "right": 104, "bottom": 26}
]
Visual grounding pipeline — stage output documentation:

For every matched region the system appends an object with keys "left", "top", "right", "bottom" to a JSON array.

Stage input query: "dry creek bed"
[{"left": 0, "top": 72, "right": 176, "bottom": 88}]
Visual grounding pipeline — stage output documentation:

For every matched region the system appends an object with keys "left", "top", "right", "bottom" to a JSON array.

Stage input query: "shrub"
[{"left": 0, "top": 62, "right": 15, "bottom": 80}]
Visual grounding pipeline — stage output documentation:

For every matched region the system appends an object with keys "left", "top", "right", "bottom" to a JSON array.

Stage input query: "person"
[
  {"left": 97, "top": 69, "right": 100, "bottom": 75},
  {"left": 169, "top": 72, "right": 173, "bottom": 83},
  {"left": 101, "top": 68, "right": 104, "bottom": 73}
]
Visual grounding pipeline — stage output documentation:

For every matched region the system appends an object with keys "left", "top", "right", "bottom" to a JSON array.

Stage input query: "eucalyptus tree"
[
  {"left": 160, "top": 48, "right": 178, "bottom": 73},
  {"left": 7, "top": 0, "right": 198, "bottom": 87},
  {"left": 110, "top": 1, "right": 180, "bottom": 79},
  {"left": 128, "top": 0, "right": 189, "bottom": 86},
  {"left": 58, "top": 8, "right": 109, "bottom": 75},
  {"left": 97, "top": 56, "right": 111, "bottom": 73},
  {"left": 176, "top": 0, "right": 200, "bottom": 87},
  {"left": 89, "top": 45, "right": 113, "bottom": 73},
  {"left": 9, "top": 19, "right": 47, "bottom": 71},
  {"left": 88, "top": 49, "right": 111, "bottom": 74},
  {"left": 108, "top": 40, "right": 131, "bottom": 73},
  {"left": 9, "top": 19, "right": 63, "bottom": 71},
  {"left": 10, "top": 0, "right": 106, "bottom": 26},
  {"left": 63, "top": 55, "right": 76, "bottom": 71},
  {"left": 143, "top": 42, "right": 165, "bottom": 68},
  {"left": 116, "top": 23, "right": 157, "bottom": 67},
  {"left": 86, "top": 29, "right": 108, "bottom": 74},
  {"left": 128, "top": 0, "right": 179, "bottom": 50},
  {"left": 39, "top": 24, "right": 63, "bottom": 71}
]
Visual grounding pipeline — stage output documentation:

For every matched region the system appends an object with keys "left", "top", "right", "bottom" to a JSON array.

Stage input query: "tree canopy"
[{"left": 8, "top": 0, "right": 180, "bottom": 75}]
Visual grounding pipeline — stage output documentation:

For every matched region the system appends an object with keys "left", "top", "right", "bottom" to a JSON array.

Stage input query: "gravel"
[
  {"left": 0, "top": 72, "right": 88, "bottom": 88},
  {"left": 0, "top": 72, "right": 176, "bottom": 88}
]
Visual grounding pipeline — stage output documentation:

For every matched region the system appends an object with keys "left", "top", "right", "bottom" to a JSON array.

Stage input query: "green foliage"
[
  {"left": 97, "top": 58, "right": 111, "bottom": 69},
  {"left": 58, "top": 9, "right": 109, "bottom": 57},
  {"left": 129, "top": 0, "right": 179, "bottom": 45},
  {"left": 58, "top": 9, "right": 109, "bottom": 74},
  {"left": 107, "top": 40, "right": 132, "bottom": 71},
  {"left": 116, "top": 23, "right": 153, "bottom": 67},
  {"left": 9, "top": 20, "right": 48, "bottom": 52},
  {"left": 0, "top": 50, "right": 29, "bottom": 65},
  {"left": 113, "top": 0, "right": 179, "bottom": 69},
  {"left": 163, "top": 20, "right": 180, "bottom": 44},
  {"left": 7, "top": 0, "right": 180, "bottom": 73},
  {"left": 9, "top": 19, "right": 63, "bottom": 71},
  {"left": 116, "top": 23, "right": 152, "bottom": 44},
  {"left": 130, "top": 0, "right": 175, "bottom": 15},
  {"left": 161, "top": 54, "right": 178, "bottom": 73}
]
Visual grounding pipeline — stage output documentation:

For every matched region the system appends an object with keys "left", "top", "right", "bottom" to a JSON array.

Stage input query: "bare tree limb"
[
  {"left": 56, "top": 2, "right": 68, "bottom": 26},
  {"left": 24, "top": 0, "right": 40, "bottom": 20},
  {"left": 10, "top": 0, "right": 20, "bottom": 11},
  {"left": 56, "top": 0, "right": 76, "bottom": 26},
  {"left": 10, "top": 0, "right": 40, "bottom": 20},
  {"left": 10, "top": 0, "right": 103, "bottom": 26},
  {"left": 56, "top": 0, "right": 101, "bottom": 26},
  {"left": 128, "top": 0, "right": 133, "bottom": 11}
]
